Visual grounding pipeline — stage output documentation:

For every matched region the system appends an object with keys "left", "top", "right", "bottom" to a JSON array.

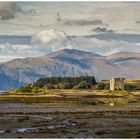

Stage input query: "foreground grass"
[
  {"left": 0, "top": 89, "right": 138, "bottom": 106},
  {"left": 8, "top": 89, "right": 131, "bottom": 96}
]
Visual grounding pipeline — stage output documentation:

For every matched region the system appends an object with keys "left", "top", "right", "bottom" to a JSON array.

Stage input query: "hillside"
[
  {"left": 0, "top": 49, "right": 139, "bottom": 90},
  {"left": 106, "top": 52, "right": 140, "bottom": 78},
  {"left": 107, "top": 52, "right": 140, "bottom": 61}
]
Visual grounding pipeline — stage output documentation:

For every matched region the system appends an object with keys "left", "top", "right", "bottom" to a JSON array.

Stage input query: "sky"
[{"left": 0, "top": 2, "right": 140, "bottom": 62}]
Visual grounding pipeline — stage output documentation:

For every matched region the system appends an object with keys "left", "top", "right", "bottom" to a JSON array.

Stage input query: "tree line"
[
  {"left": 17, "top": 76, "right": 140, "bottom": 93},
  {"left": 18, "top": 76, "right": 97, "bottom": 93},
  {"left": 34, "top": 76, "right": 96, "bottom": 88}
]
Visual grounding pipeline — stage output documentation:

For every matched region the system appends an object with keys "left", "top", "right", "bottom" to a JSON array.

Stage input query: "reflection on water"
[
  {"left": 97, "top": 97, "right": 130, "bottom": 105},
  {"left": 15, "top": 119, "right": 76, "bottom": 133},
  {"left": 0, "top": 103, "right": 22, "bottom": 107},
  {"left": 0, "top": 97, "right": 136, "bottom": 107},
  {"left": 0, "top": 92, "right": 137, "bottom": 107}
]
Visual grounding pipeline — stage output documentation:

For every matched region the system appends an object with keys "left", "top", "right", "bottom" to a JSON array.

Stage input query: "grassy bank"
[{"left": 0, "top": 89, "right": 137, "bottom": 107}]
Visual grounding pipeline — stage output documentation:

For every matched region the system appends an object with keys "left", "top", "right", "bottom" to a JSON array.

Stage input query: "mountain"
[
  {"left": 107, "top": 52, "right": 140, "bottom": 78},
  {"left": 0, "top": 49, "right": 139, "bottom": 90},
  {"left": 48, "top": 49, "right": 102, "bottom": 69},
  {"left": 48, "top": 49, "right": 102, "bottom": 59},
  {"left": 49, "top": 49, "right": 127, "bottom": 80},
  {"left": 107, "top": 52, "right": 140, "bottom": 61},
  {"left": 0, "top": 50, "right": 95, "bottom": 90}
]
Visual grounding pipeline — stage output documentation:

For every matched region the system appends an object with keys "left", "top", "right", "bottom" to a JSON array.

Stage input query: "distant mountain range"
[{"left": 0, "top": 49, "right": 139, "bottom": 90}]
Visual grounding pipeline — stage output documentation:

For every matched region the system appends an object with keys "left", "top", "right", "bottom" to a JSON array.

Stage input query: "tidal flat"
[
  {"left": 0, "top": 89, "right": 140, "bottom": 138},
  {"left": 1, "top": 112, "right": 140, "bottom": 138}
]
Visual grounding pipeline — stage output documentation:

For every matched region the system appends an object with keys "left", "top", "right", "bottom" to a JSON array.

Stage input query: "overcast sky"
[
  {"left": 0, "top": 2, "right": 140, "bottom": 35},
  {"left": 0, "top": 2, "right": 140, "bottom": 62}
]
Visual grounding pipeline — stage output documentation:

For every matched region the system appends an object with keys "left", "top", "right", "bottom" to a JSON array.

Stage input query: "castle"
[{"left": 110, "top": 78, "right": 125, "bottom": 90}]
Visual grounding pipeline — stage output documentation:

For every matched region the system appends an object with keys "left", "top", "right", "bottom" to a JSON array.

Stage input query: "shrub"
[
  {"left": 18, "top": 84, "right": 41, "bottom": 93},
  {"left": 124, "top": 84, "right": 137, "bottom": 91},
  {"left": 18, "top": 84, "right": 33, "bottom": 93},
  {"left": 72, "top": 85, "right": 79, "bottom": 89},
  {"left": 135, "top": 86, "right": 140, "bottom": 90},
  {"left": 96, "top": 82, "right": 109, "bottom": 90},
  {"left": 108, "top": 89, "right": 128, "bottom": 95},
  {"left": 58, "top": 83, "right": 65, "bottom": 89},
  {"left": 45, "top": 84, "right": 55, "bottom": 89},
  {"left": 63, "top": 82, "right": 73, "bottom": 89},
  {"left": 77, "top": 81, "right": 92, "bottom": 89},
  {"left": 52, "top": 83, "right": 62, "bottom": 89},
  {"left": 32, "top": 86, "right": 40, "bottom": 93},
  {"left": 18, "top": 86, "right": 26, "bottom": 92}
]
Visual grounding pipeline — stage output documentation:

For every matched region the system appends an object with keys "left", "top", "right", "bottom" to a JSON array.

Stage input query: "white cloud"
[
  {"left": 32, "top": 29, "right": 67, "bottom": 44},
  {"left": 0, "top": 29, "right": 140, "bottom": 62},
  {"left": 0, "top": 44, "right": 43, "bottom": 62},
  {"left": 31, "top": 29, "right": 140, "bottom": 56},
  {"left": 31, "top": 29, "right": 70, "bottom": 53}
]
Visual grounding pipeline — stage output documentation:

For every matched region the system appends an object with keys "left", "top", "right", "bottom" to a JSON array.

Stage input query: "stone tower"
[{"left": 110, "top": 78, "right": 125, "bottom": 90}]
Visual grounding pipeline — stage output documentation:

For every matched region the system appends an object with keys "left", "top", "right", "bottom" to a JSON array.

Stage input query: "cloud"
[
  {"left": 32, "top": 29, "right": 67, "bottom": 44},
  {"left": 0, "top": 2, "right": 21, "bottom": 20},
  {"left": 136, "top": 21, "right": 140, "bottom": 24},
  {"left": 89, "top": 33, "right": 140, "bottom": 43},
  {"left": 0, "top": 29, "right": 140, "bottom": 62},
  {"left": 0, "top": 2, "right": 139, "bottom": 35},
  {"left": 63, "top": 19, "right": 104, "bottom": 26},
  {"left": 0, "top": 43, "right": 43, "bottom": 62},
  {"left": 31, "top": 29, "right": 140, "bottom": 56},
  {"left": 31, "top": 29, "right": 70, "bottom": 52}
]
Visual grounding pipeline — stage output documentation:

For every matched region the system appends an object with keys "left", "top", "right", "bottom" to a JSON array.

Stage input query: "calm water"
[{"left": 0, "top": 103, "right": 22, "bottom": 107}]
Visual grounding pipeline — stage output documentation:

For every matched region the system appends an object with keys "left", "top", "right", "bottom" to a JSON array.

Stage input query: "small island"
[
  {"left": 0, "top": 1, "right": 140, "bottom": 138},
  {"left": 0, "top": 76, "right": 140, "bottom": 138}
]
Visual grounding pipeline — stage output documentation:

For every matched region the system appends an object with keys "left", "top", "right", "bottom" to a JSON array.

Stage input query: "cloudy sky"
[{"left": 0, "top": 2, "right": 140, "bottom": 62}]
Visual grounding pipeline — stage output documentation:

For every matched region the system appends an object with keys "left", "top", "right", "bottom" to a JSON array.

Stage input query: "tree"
[
  {"left": 32, "top": 86, "right": 40, "bottom": 93},
  {"left": 33, "top": 76, "right": 96, "bottom": 88},
  {"left": 124, "top": 84, "right": 137, "bottom": 91},
  {"left": 63, "top": 82, "right": 73, "bottom": 89},
  {"left": 56, "top": 83, "right": 72, "bottom": 89},
  {"left": 96, "top": 82, "right": 108, "bottom": 90},
  {"left": 19, "top": 76, "right": 97, "bottom": 92},
  {"left": 19, "top": 86, "right": 26, "bottom": 92},
  {"left": 77, "top": 81, "right": 92, "bottom": 89},
  {"left": 45, "top": 84, "right": 55, "bottom": 89},
  {"left": 18, "top": 84, "right": 33, "bottom": 93}
]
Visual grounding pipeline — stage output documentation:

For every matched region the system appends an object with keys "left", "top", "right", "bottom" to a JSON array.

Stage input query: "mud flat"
[
  {"left": 0, "top": 91, "right": 140, "bottom": 138},
  {"left": 1, "top": 111, "right": 140, "bottom": 138},
  {"left": 1, "top": 105, "right": 140, "bottom": 114}
]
